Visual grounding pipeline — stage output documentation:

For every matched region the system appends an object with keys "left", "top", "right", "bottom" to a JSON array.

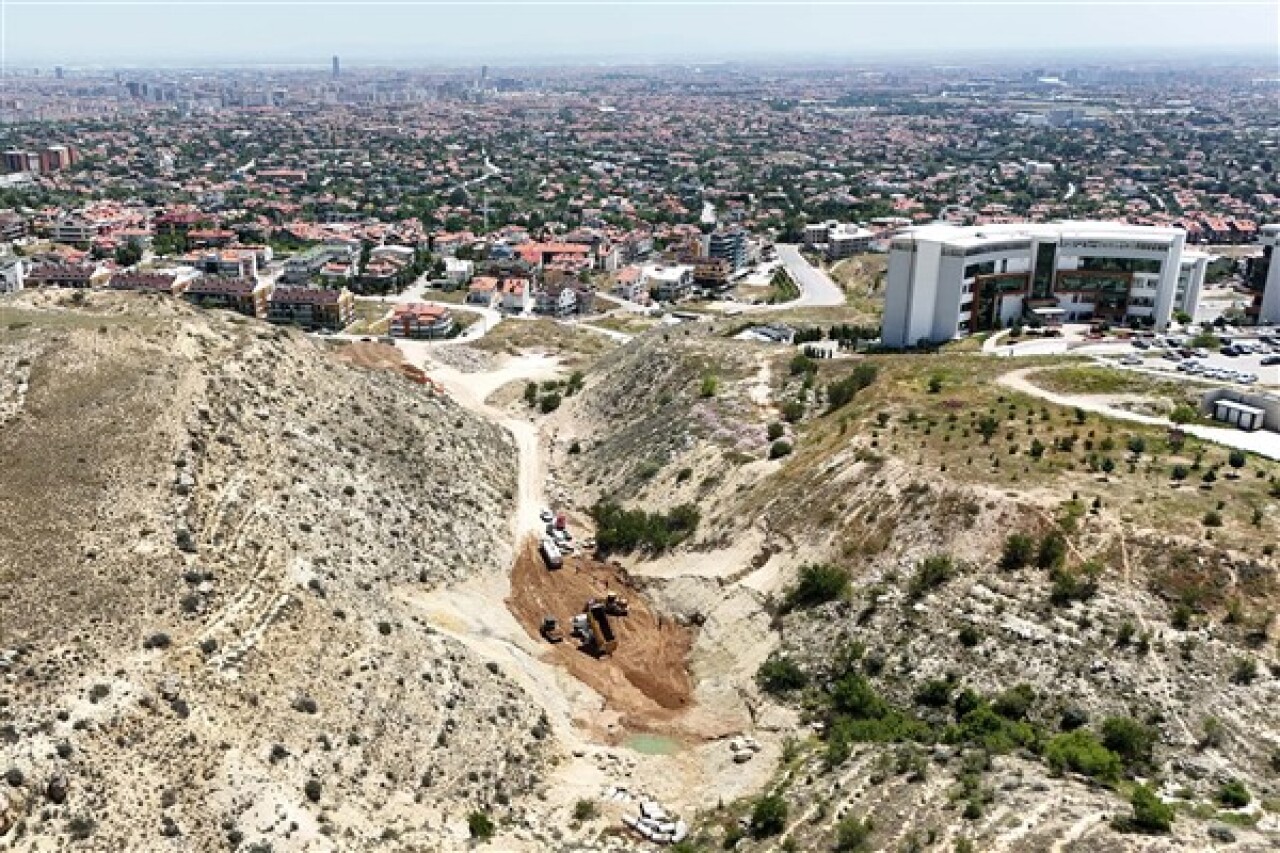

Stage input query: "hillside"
[
  {"left": 549, "top": 324, "right": 1280, "bottom": 851},
  {"left": 0, "top": 291, "right": 552, "bottom": 850}
]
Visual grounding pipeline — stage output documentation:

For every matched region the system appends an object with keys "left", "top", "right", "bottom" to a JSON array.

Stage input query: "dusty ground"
[{"left": 506, "top": 539, "right": 694, "bottom": 735}]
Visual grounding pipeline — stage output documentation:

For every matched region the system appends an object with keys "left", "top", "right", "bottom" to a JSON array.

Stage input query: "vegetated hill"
[
  {"left": 560, "top": 331, "right": 1280, "bottom": 851},
  {"left": 0, "top": 291, "right": 551, "bottom": 850}
]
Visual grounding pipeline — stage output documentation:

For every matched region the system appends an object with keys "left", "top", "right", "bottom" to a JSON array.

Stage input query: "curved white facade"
[{"left": 882, "top": 221, "right": 1207, "bottom": 348}]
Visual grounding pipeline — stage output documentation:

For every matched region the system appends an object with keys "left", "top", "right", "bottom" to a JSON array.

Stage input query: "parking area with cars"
[{"left": 1108, "top": 329, "right": 1280, "bottom": 388}]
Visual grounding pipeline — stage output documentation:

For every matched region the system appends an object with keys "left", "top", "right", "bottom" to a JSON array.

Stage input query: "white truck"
[{"left": 539, "top": 536, "right": 563, "bottom": 569}]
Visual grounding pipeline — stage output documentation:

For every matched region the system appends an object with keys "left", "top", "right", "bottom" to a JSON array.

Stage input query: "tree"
[
  {"left": 749, "top": 794, "right": 788, "bottom": 839},
  {"left": 1101, "top": 716, "right": 1157, "bottom": 767},
  {"left": 927, "top": 375, "right": 943, "bottom": 394},
  {"left": 1035, "top": 533, "right": 1067, "bottom": 570},
  {"left": 114, "top": 243, "right": 142, "bottom": 266},
  {"left": 523, "top": 382, "right": 538, "bottom": 407},
  {"left": 1126, "top": 436, "right": 1145, "bottom": 457},
  {"left": 976, "top": 415, "right": 999, "bottom": 443},
  {"left": 1029, "top": 438, "right": 1046, "bottom": 459},
  {"left": 1000, "top": 533, "right": 1035, "bottom": 571},
  {"left": 1228, "top": 449, "right": 1247, "bottom": 473},
  {"left": 539, "top": 393, "right": 562, "bottom": 414}
]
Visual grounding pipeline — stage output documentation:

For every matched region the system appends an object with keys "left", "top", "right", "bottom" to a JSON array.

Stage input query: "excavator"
[
  {"left": 604, "top": 592, "right": 630, "bottom": 616},
  {"left": 573, "top": 599, "right": 619, "bottom": 657}
]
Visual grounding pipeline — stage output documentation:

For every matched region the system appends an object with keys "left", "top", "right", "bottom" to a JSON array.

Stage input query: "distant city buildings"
[
  {"left": 332, "top": 55, "right": 340, "bottom": 79},
  {"left": 3, "top": 144, "right": 77, "bottom": 175},
  {"left": 882, "top": 221, "right": 1208, "bottom": 348}
]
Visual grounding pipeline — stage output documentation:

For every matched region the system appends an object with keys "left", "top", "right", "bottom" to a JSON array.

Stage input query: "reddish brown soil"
[{"left": 506, "top": 539, "right": 695, "bottom": 730}]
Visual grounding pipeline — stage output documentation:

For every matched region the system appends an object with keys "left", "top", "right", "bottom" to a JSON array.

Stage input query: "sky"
[{"left": 3, "top": 0, "right": 1277, "bottom": 67}]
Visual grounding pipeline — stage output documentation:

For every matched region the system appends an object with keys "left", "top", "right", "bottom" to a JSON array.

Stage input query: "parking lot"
[
  {"left": 1101, "top": 331, "right": 1280, "bottom": 389},
  {"left": 994, "top": 324, "right": 1280, "bottom": 390}
]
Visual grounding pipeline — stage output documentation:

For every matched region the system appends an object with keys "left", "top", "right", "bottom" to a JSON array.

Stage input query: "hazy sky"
[{"left": 4, "top": 0, "right": 1278, "bottom": 66}]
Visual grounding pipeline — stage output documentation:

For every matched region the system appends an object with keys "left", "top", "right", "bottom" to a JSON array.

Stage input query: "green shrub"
[
  {"left": 700, "top": 371, "right": 719, "bottom": 398},
  {"left": 1000, "top": 534, "right": 1035, "bottom": 571},
  {"left": 1218, "top": 779, "right": 1251, "bottom": 808},
  {"left": 749, "top": 794, "right": 788, "bottom": 839},
  {"left": 908, "top": 554, "right": 955, "bottom": 599},
  {"left": 835, "top": 816, "right": 874, "bottom": 851},
  {"left": 784, "top": 564, "right": 849, "bottom": 611},
  {"left": 539, "top": 392, "right": 562, "bottom": 414},
  {"left": 573, "top": 799, "right": 599, "bottom": 821},
  {"left": 1035, "top": 532, "right": 1067, "bottom": 570},
  {"left": 468, "top": 811, "right": 496, "bottom": 841},
  {"left": 590, "top": 501, "right": 700, "bottom": 554},
  {"left": 914, "top": 678, "right": 952, "bottom": 708},
  {"left": 991, "top": 684, "right": 1035, "bottom": 721},
  {"left": 1122, "top": 784, "right": 1174, "bottom": 834},
  {"left": 827, "top": 363, "right": 878, "bottom": 412},
  {"left": 767, "top": 422, "right": 785, "bottom": 441},
  {"left": 769, "top": 439, "right": 794, "bottom": 460},
  {"left": 1101, "top": 716, "right": 1157, "bottom": 767},
  {"left": 757, "top": 656, "right": 808, "bottom": 694},
  {"left": 781, "top": 400, "right": 806, "bottom": 423},
  {"left": 1044, "top": 730, "right": 1122, "bottom": 780}
]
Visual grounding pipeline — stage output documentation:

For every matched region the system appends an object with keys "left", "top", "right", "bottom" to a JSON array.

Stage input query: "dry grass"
[
  {"left": 828, "top": 254, "right": 887, "bottom": 319},
  {"left": 471, "top": 317, "right": 617, "bottom": 366},
  {"left": 785, "top": 354, "right": 1280, "bottom": 554}
]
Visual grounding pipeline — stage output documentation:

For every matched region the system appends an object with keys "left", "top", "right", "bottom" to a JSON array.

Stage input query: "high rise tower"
[{"left": 332, "top": 55, "right": 340, "bottom": 78}]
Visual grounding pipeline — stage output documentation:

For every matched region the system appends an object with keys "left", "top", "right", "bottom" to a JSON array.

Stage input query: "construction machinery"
[
  {"left": 582, "top": 599, "right": 618, "bottom": 656},
  {"left": 539, "top": 616, "right": 564, "bottom": 643},
  {"left": 604, "top": 592, "right": 630, "bottom": 616}
]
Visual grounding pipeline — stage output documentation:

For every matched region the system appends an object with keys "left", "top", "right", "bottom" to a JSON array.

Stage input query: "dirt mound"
[
  {"left": 506, "top": 539, "right": 694, "bottom": 732},
  {"left": 330, "top": 340, "right": 402, "bottom": 371}
]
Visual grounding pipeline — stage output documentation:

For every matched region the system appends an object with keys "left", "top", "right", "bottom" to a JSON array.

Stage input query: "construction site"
[{"left": 506, "top": 537, "right": 695, "bottom": 739}]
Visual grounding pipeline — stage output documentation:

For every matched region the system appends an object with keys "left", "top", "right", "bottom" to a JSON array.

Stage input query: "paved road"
[{"left": 773, "top": 244, "right": 844, "bottom": 308}]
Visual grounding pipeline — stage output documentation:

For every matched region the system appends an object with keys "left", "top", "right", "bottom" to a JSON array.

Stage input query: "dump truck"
[
  {"left": 584, "top": 600, "right": 618, "bottom": 656},
  {"left": 539, "top": 536, "right": 563, "bottom": 569}
]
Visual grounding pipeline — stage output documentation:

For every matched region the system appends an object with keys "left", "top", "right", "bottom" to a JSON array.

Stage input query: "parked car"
[
  {"left": 1120, "top": 355, "right": 1142, "bottom": 366},
  {"left": 1261, "top": 355, "right": 1280, "bottom": 366}
]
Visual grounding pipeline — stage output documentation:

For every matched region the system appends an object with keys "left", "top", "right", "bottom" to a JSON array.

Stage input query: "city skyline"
[{"left": 3, "top": 0, "right": 1277, "bottom": 66}]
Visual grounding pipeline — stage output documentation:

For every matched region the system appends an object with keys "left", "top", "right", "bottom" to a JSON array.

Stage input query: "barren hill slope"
[
  {"left": 0, "top": 291, "right": 551, "bottom": 850},
  {"left": 550, "top": 326, "right": 1280, "bottom": 851}
]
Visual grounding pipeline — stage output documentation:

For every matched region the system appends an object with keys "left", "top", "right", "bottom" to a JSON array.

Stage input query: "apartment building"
[
  {"left": 882, "top": 221, "right": 1206, "bottom": 348},
  {"left": 390, "top": 303, "right": 455, "bottom": 339},
  {"left": 803, "top": 221, "right": 874, "bottom": 259},
  {"left": 534, "top": 283, "right": 577, "bottom": 317},
  {"left": 49, "top": 217, "right": 97, "bottom": 246},
  {"left": 706, "top": 228, "right": 748, "bottom": 271},
  {"left": 640, "top": 263, "right": 694, "bottom": 302},
  {"left": 183, "top": 277, "right": 273, "bottom": 319},
  {"left": 108, "top": 271, "right": 189, "bottom": 297},
  {"left": 282, "top": 244, "right": 356, "bottom": 284},
  {"left": 25, "top": 262, "right": 104, "bottom": 289},
  {"left": 267, "top": 286, "right": 355, "bottom": 330}
]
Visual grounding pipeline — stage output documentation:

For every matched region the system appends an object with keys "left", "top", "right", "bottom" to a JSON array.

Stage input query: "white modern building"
[
  {"left": 803, "top": 220, "right": 874, "bottom": 259},
  {"left": 1251, "top": 224, "right": 1280, "bottom": 324},
  {"left": 881, "top": 221, "right": 1208, "bottom": 348}
]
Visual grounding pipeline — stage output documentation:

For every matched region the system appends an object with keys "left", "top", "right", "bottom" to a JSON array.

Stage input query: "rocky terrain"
[
  {"left": 546, "top": 325, "right": 1280, "bottom": 851},
  {"left": 0, "top": 291, "right": 553, "bottom": 850},
  {"left": 3, "top": 295, "right": 1279, "bottom": 852}
]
